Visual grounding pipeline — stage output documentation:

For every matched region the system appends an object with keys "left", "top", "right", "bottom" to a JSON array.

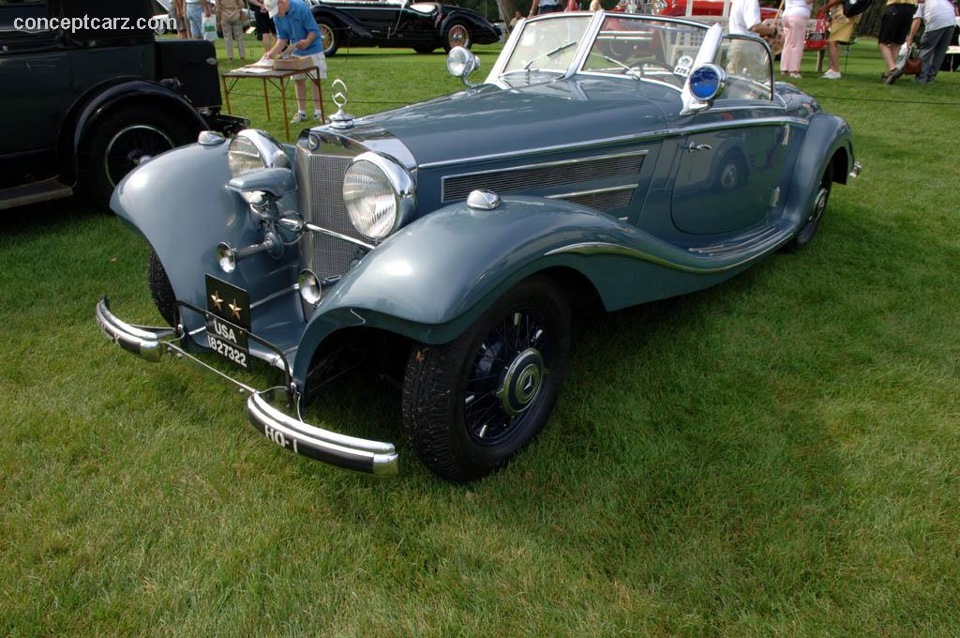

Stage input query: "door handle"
[{"left": 687, "top": 142, "right": 713, "bottom": 152}]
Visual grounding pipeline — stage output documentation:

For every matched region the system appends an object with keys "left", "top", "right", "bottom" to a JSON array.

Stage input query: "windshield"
[
  {"left": 502, "top": 15, "right": 594, "bottom": 74},
  {"left": 582, "top": 16, "right": 709, "bottom": 87}
]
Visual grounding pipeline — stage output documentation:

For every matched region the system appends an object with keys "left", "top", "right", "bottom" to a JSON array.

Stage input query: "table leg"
[
  {"left": 262, "top": 79, "right": 270, "bottom": 120},
  {"left": 221, "top": 75, "right": 232, "bottom": 114},
  {"left": 312, "top": 68, "right": 325, "bottom": 123},
  {"left": 816, "top": 49, "right": 825, "bottom": 73},
  {"left": 279, "top": 77, "right": 291, "bottom": 141}
]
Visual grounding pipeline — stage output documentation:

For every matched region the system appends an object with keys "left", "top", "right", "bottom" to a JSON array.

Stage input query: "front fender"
[
  {"left": 110, "top": 142, "right": 299, "bottom": 334},
  {"left": 293, "top": 196, "right": 739, "bottom": 385},
  {"left": 440, "top": 11, "right": 499, "bottom": 38}
]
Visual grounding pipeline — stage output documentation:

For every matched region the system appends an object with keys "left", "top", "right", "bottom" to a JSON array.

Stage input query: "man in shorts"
[
  {"left": 878, "top": 0, "right": 918, "bottom": 83},
  {"left": 820, "top": 0, "right": 862, "bottom": 78},
  {"left": 262, "top": 0, "right": 328, "bottom": 124}
]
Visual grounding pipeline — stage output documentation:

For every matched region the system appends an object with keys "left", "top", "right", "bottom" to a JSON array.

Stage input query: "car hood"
[{"left": 352, "top": 77, "right": 677, "bottom": 167}]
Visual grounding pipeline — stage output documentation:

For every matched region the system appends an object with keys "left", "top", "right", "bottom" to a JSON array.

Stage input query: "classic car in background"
[
  {"left": 0, "top": 0, "right": 245, "bottom": 209},
  {"left": 308, "top": 0, "right": 501, "bottom": 56},
  {"left": 97, "top": 12, "right": 859, "bottom": 481}
]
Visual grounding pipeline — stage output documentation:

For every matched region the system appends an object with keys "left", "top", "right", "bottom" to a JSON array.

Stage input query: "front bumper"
[{"left": 95, "top": 297, "right": 399, "bottom": 476}]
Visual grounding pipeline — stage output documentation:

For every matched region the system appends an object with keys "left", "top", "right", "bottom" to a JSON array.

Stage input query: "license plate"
[{"left": 205, "top": 275, "right": 251, "bottom": 369}]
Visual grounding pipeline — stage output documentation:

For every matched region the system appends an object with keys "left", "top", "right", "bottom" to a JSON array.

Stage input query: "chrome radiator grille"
[{"left": 295, "top": 146, "right": 366, "bottom": 280}]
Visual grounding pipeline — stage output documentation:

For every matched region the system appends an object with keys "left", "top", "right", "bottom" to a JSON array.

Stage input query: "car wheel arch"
[{"left": 60, "top": 80, "right": 205, "bottom": 189}]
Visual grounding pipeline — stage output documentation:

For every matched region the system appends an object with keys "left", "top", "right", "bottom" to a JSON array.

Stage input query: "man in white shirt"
[
  {"left": 728, "top": 0, "right": 779, "bottom": 38},
  {"left": 904, "top": 0, "right": 959, "bottom": 83}
]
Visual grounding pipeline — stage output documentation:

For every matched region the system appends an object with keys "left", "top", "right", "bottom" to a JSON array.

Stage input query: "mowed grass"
[{"left": 1, "top": 35, "right": 959, "bottom": 636}]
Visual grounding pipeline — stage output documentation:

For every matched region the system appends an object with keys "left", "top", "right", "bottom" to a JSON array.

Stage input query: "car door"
[
  {"left": 669, "top": 36, "right": 792, "bottom": 236},
  {"left": 0, "top": 1, "right": 72, "bottom": 169}
]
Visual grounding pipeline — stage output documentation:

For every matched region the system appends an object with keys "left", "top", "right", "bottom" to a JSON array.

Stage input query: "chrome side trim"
[
  {"left": 420, "top": 118, "right": 805, "bottom": 171},
  {"left": 248, "top": 392, "right": 399, "bottom": 476},
  {"left": 546, "top": 236, "right": 788, "bottom": 274},
  {"left": 545, "top": 183, "right": 639, "bottom": 200}
]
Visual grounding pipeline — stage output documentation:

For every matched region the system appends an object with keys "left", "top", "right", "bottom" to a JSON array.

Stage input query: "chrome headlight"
[
  {"left": 227, "top": 129, "right": 289, "bottom": 177},
  {"left": 342, "top": 152, "right": 415, "bottom": 241}
]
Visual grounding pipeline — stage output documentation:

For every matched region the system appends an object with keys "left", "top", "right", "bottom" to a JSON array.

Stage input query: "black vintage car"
[
  {"left": 309, "top": 0, "right": 501, "bottom": 56},
  {"left": 0, "top": 0, "right": 245, "bottom": 209}
]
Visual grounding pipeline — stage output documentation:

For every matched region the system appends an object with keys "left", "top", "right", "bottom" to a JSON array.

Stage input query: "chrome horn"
[{"left": 217, "top": 231, "right": 283, "bottom": 274}]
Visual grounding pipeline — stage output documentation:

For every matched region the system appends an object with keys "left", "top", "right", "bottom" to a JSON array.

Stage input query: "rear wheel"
[
  {"left": 83, "top": 105, "right": 193, "bottom": 208},
  {"left": 401, "top": 277, "right": 570, "bottom": 482},
  {"left": 784, "top": 167, "right": 832, "bottom": 252},
  {"left": 443, "top": 21, "right": 471, "bottom": 52},
  {"left": 148, "top": 249, "right": 179, "bottom": 328},
  {"left": 317, "top": 19, "right": 339, "bottom": 56}
]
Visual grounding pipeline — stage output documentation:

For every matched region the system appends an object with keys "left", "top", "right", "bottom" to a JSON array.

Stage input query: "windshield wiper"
[
  {"left": 594, "top": 53, "right": 642, "bottom": 80},
  {"left": 523, "top": 40, "right": 578, "bottom": 71}
]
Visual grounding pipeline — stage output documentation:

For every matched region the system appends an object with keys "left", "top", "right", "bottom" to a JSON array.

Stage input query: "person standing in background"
[
  {"left": 780, "top": 0, "right": 813, "bottom": 77},
  {"left": 820, "top": 0, "right": 862, "bottom": 79},
  {"left": 249, "top": 0, "right": 278, "bottom": 54},
  {"left": 185, "top": 0, "right": 205, "bottom": 39},
  {"left": 217, "top": 0, "right": 248, "bottom": 61},
  {"left": 529, "top": 0, "right": 562, "bottom": 16},
  {"left": 262, "top": 0, "right": 327, "bottom": 124},
  {"left": 905, "top": 0, "right": 959, "bottom": 83},
  {"left": 878, "top": 0, "right": 919, "bottom": 83}
]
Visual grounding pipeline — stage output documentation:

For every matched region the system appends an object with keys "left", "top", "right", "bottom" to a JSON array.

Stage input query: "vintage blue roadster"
[{"left": 97, "top": 12, "right": 859, "bottom": 481}]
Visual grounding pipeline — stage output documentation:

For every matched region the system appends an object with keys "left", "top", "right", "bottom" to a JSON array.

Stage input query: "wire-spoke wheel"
[
  {"left": 443, "top": 21, "right": 471, "bottom": 52},
  {"left": 784, "top": 166, "right": 832, "bottom": 252},
  {"left": 83, "top": 106, "right": 191, "bottom": 207},
  {"left": 402, "top": 276, "right": 570, "bottom": 482}
]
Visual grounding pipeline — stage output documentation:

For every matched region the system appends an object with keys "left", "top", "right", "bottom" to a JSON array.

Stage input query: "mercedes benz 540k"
[{"left": 97, "top": 12, "right": 859, "bottom": 481}]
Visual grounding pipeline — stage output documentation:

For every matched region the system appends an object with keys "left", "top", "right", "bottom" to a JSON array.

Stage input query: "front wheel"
[
  {"left": 443, "top": 21, "right": 471, "bottom": 52},
  {"left": 148, "top": 249, "right": 179, "bottom": 328},
  {"left": 783, "top": 167, "right": 832, "bottom": 252},
  {"left": 401, "top": 277, "right": 571, "bottom": 482}
]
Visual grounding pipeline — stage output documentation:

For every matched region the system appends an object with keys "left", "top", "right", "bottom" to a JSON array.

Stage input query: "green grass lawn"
[{"left": 1, "top": 36, "right": 959, "bottom": 636}]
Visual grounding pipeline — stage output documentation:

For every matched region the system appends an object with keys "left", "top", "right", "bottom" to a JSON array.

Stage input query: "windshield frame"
[{"left": 487, "top": 11, "right": 713, "bottom": 87}]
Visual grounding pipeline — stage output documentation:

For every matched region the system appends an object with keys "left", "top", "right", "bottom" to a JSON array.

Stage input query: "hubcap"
[
  {"left": 104, "top": 124, "right": 174, "bottom": 187},
  {"left": 463, "top": 309, "right": 550, "bottom": 445},
  {"left": 496, "top": 348, "right": 545, "bottom": 416}
]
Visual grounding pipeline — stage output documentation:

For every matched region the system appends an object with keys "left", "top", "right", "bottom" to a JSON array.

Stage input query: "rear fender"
[
  {"left": 60, "top": 78, "right": 208, "bottom": 185},
  {"left": 310, "top": 5, "right": 374, "bottom": 38},
  {"left": 110, "top": 142, "right": 300, "bottom": 334},
  {"left": 782, "top": 112, "right": 855, "bottom": 230}
]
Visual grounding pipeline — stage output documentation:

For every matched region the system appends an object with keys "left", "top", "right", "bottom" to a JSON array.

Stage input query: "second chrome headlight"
[{"left": 342, "top": 152, "right": 414, "bottom": 241}]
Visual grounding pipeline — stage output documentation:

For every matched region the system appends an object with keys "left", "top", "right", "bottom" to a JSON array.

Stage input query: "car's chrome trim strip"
[
  {"left": 421, "top": 118, "right": 805, "bottom": 171},
  {"left": 546, "top": 236, "right": 788, "bottom": 275},
  {"left": 546, "top": 184, "right": 639, "bottom": 200}
]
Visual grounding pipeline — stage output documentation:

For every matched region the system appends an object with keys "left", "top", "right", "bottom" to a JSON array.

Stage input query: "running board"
[
  {"left": 0, "top": 178, "right": 73, "bottom": 210},
  {"left": 687, "top": 226, "right": 782, "bottom": 258}
]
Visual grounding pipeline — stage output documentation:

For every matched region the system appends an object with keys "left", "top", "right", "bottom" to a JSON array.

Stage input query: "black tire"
[
  {"left": 443, "top": 20, "right": 471, "bottom": 53},
  {"left": 401, "top": 276, "right": 571, "bottom": 482},
  {"left": 783, "top": 167, "right": 832, "bottom": 252},
  {"left": 148, "top": 249, "right": 179, "bottom": 328},
  {"left": 317, "top": 19, "right": 339, "bottom": 56},
  {"left": 83, "top": 105, "right": 194, "bottom": 208},
  {"left": 413, "top": 45, "right": 436, "bottom": 54}
]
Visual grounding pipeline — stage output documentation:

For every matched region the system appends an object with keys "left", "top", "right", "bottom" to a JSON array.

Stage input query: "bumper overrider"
[{"left": 95, "top": 297, "right": 399, "bottom": 476}]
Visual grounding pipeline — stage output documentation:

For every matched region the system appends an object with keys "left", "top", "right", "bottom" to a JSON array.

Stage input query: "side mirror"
[{"left": 446, "top": 46, "right": 481, "bottom": 87}]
